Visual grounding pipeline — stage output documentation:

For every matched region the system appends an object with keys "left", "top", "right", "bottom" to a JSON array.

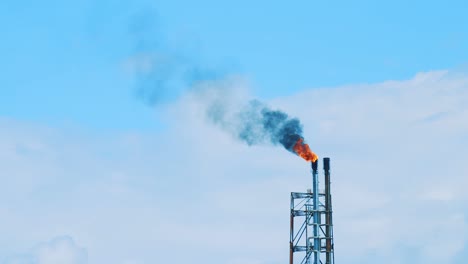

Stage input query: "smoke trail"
[
  {"left": 126, "top": 10, "right": 315, "bottom": 159},
  {"left": 127, "top": 9, "right": 223, "bottom": 106},
  {"left": 208, "top": 98, "right": 306, "bottom": 155}
]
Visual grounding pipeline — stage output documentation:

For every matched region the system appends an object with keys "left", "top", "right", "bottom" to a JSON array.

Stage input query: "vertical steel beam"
[{"left": 290, "top": 195, "right": 294, "bottom": 264}]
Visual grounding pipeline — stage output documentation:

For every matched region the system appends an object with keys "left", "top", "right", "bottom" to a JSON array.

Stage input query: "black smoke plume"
[{"left": 209, "top": 99, "right": 305, "bottom": 153}]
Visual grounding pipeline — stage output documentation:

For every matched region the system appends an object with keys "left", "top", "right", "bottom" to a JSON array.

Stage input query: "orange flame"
[{"left": 293, "top": 138, "right": 318, "bottom": 162}]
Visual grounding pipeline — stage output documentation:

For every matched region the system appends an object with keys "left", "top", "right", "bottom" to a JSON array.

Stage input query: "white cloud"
[
  {"left": 4, "top": 237, "right": 87, "bottom": 264},
  {"left": 0, "top": 69, "right": 467, "bottom": 264},
  {"left": 34, "top": 237, "right": 87, "bottom": 264}
]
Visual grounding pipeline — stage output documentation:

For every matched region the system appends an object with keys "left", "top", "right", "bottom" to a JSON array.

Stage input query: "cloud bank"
[
  {"left": 4, "top": 237, "right": 87, "bottom": 264},
  {"left": 1, "top": 69, "right": 467, "bottom": 264}
]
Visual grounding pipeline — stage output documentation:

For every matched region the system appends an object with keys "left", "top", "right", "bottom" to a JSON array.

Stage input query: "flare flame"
[{"left": 293, "top": 138, "right": 318, "bottom": 162}]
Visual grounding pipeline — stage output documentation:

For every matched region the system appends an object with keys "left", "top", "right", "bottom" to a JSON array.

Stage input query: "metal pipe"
[
  {"left": 324, "top": 157, "right": 331, "bottom": 264},
  {"left": 311, "top": 161, "right": 320, "bottom": 264}
]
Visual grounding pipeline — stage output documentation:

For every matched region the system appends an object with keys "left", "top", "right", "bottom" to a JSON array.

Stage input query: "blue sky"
[
  {"left": 1, "top": 0, "right": 467, "bottom": 129},
  {"left": 1, "top": 1, "right": 468, "bottom": 264}
]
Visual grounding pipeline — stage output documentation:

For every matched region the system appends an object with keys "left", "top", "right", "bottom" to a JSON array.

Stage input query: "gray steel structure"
[{"left": 289, "top": 158, "right": 335, "bottom": 264}]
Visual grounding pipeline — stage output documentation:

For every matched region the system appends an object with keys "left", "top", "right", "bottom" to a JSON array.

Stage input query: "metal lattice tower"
[{"left": 289, "top": 158, "right": 335, "bottom": 264}]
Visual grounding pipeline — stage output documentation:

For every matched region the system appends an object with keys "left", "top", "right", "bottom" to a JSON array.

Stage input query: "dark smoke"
[{"left": 209, "top": 99, "right": 305, "bottom": 153}]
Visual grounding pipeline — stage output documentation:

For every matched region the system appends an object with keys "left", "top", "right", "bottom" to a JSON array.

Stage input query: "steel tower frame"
[{"left": 289, "top": 158, "right": 335, "bottom": 264}]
